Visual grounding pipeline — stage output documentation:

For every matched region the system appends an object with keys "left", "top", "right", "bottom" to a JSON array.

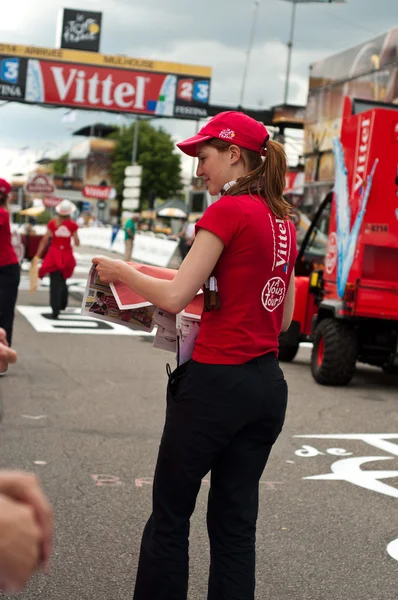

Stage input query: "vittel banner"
[{"left": 1, "top": 51, "right": 211, "bottom": 119}]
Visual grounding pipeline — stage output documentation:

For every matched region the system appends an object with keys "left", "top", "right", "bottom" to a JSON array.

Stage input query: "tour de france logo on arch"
[{"left": 261, "top": 277, "right": 286, "bottom": 312}]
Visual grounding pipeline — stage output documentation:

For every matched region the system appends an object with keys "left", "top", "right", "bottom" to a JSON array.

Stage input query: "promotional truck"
[{"left": 279, "top": 28, "right": 398, "bottom": 386}]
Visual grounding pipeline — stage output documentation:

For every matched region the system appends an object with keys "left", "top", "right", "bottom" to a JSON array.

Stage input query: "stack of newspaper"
[{"left": 82, "top": 263, "right": 203, "bottom": 361}]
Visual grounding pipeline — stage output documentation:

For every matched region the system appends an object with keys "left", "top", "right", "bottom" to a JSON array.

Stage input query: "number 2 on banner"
[{"left": 178, "top": 79, "right": 193, "bottom": 101}]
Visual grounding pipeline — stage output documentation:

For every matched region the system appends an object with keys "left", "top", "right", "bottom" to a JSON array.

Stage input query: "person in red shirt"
[
  {"left": 35, "top": 199, "right": 80, "bottom": 319},
  {"left": 93, "top": 111, "right": 297, "bottom": 600},
  {"left": 0, "top": 178, "right": 20, "bottom": 356}
]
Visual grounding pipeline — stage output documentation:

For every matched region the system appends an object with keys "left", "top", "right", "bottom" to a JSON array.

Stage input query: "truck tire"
[
  {"left": 311, "top": 318, "right": 358, "bottom": 386},
  {"left": 278, "top": 342, "right": 299, "bottom": 362}
]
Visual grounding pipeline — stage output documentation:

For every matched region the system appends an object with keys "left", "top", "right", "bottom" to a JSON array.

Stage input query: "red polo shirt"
[
  {"left": 193, "top": 194, "right": 297, "bottom": 364},
  {"left": 0, "top": 207, "right": 18, "bottom": 267}
]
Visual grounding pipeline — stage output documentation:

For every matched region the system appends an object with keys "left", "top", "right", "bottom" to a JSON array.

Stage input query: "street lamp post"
[
  {"left": 239, "top": 0, "right": 261, "bottom": 107},
  {"left": 281, "top": 0, "right": 346, "bottom": 105},
  {"left": 132, "top": 116, "right": 140, "bottom": 165},
  {"left": 283, "top": 0, "right": 298, "bottom": 105}
]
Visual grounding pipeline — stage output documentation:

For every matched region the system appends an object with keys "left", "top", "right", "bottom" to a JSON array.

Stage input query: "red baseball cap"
[
  {"left": 0, "top": 178, "right": 11, "bottom": 195},
  {"left": 177, "top": 111, "right": 270, "bottom": 157}
]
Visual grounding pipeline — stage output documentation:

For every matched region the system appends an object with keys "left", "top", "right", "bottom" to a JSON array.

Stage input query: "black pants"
[
  {"left": 49, "top": 271, "right": 68, "bottom": 317},
  {"left": 133, "top": 353, "right": 288, "bottom": 600},
  {"left": 0, "top": 263, "right": 20, "bottom": 347}
]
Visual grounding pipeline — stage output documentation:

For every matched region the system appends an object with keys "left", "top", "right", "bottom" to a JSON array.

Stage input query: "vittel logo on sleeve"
[
  {"left": 261, "top": 277, "right": 286, "bottom": 312},
  {"left": 269, "top": 216, "right": 291, "bottom": 270}
]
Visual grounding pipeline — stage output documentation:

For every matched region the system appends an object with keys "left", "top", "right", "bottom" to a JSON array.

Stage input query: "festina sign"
[
  {"left": 83, "top": 185, "right": 116, "bottom": 199},
  {"left": 24, "top": 174, "right": 55, "bottom": 195}
]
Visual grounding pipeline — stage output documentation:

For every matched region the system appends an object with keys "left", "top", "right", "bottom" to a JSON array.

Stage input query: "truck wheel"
[
  {"left": 311, "top": 318, "right": 358, "bottom": 386},
  {"left": 278, "top": 342, "right": 299, "bottom": 362}
]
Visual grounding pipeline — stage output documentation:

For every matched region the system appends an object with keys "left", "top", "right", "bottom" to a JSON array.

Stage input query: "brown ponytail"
[
  {"left": 206, "top": 138, "right": 291, "bottom": 219},
  {"left": 261, "top": 139, "right": 291, "bottom": 218}
]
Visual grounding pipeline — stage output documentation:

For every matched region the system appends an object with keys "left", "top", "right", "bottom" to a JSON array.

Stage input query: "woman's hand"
[{"left": 92, "top": 256, "right": 125, "bottom": 284}]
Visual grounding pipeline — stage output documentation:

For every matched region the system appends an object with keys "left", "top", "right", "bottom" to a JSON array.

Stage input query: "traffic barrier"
[{"left": 78, "top": 227, "right": 179, "bottom": 268}]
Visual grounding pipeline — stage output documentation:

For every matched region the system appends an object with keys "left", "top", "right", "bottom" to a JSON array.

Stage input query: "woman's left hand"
[{"left": 92, "top": 256, "right": 124, "bottom": 284}]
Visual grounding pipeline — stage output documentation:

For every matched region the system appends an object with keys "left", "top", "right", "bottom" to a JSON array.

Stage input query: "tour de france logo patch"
[{"left": 261, "top": 277, "right": 286, "bottom": 312}]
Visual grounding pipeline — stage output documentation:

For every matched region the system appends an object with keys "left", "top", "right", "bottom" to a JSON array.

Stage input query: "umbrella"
[
  {"left": 72, "top": 123, "right": 118, "bottom": 137},
  {"left": 20, "top": 198, "right": 45, "bottom": 217},
  {"left": 155, "top": 198, "right": 189, "bottom": 219},
  {"left": 157, "top": 207, "right": 188, "bottom": 218},
  {"left": 19, "top": 205, "right": 45, "bottom": 216}
]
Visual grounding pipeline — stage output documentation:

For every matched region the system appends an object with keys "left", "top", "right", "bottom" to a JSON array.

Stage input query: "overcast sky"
[{"left": 0, "top": 0, "right": 396, "bottom": 181}]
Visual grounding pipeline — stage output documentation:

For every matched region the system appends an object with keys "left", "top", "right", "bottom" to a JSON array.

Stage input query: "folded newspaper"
[{"left": 82, "top": 263, "right": 202, "bottom": 359}]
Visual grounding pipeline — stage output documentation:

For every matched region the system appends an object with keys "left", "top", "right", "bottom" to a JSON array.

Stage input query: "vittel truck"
[{"left": 279, "top": 28, "right": 398, "bottom": 386}]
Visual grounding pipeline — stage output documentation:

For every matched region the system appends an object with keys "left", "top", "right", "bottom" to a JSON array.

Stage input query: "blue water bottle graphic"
[
  {"left": 155, "top": 75, "right": 177, "bottom": 117},
  {"left": 25, "top": 60, "right": 45, "bottom": 103}
]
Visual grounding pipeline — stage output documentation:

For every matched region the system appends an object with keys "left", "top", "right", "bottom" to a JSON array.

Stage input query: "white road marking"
[
  {"left": 19, "top": 277, "right": 87, "bottom": 292},
  {"left": 387, "top": 538, "right": 398, "bottom": 561},
  {"left": 17, "top": 306, "right": 156, "bottom": 336},
  {"left": 21, "top": 415, "right": 47, "bottom": 420}
]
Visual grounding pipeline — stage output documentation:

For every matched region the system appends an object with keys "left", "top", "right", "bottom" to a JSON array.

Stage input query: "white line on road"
[
  {"left": 387, "top": 538, "right": 398, "bottom": 562},
  {"left": 17, "top": 306, "right": 156, "bottom": 336},
  {"left": 21, "top": 415, "right": 47, "bottom": 420}
]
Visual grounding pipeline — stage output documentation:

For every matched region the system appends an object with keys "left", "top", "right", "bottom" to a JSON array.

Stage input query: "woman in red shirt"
[
  {"left": 35, "top": 199, "right": 80, "bottom": 319},
  {"left": 93, "top": 112, "right": 297, "bottom": 600},
  {"left": 0, "top": 178, "right": 20, "bottom": 355}
]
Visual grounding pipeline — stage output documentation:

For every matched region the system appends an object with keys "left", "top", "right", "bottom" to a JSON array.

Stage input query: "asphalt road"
[{"left": 1, "top": 248, "right": 398, "bottom": 600}]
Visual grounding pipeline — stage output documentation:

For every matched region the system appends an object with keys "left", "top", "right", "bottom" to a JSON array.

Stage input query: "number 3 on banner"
[
  {"left": 193, "top": 81, "right": 210, "bottom": 103},
  {"left": 0, "top": 58, "right": 19, "bottom": 84}
]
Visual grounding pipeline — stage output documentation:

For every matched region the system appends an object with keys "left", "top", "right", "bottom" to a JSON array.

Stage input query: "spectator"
[
  {"left": 124, "top": 215, "right": 136, "bottom": 262},
  {"left": 35, "top": 199, "right": 80, "bottom": 319},
  {"left": 0, "top": 178, "right": 20, "bottom": 356},
  {"left": 169, "top": 218, "right": 191, "bottom": 259}
]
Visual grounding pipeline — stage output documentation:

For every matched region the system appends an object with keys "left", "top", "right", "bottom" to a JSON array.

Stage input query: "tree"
[
  {"left": 109, "top": 120, "right": 182, "bottom": 213},
  {"left": 52, "top": 153, "right": 69, "bottom": 176}
]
